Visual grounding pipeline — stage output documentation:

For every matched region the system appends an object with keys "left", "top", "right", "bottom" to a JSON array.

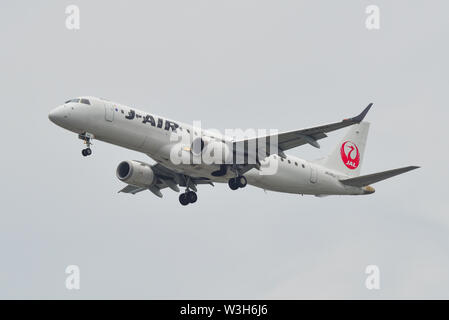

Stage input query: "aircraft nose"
[{"left": 48, "top": 105, "right": 67, "bottom": 124}]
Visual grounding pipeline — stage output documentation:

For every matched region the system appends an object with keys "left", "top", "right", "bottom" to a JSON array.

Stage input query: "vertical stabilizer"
[{"left": 321, "top": 122, "right": 370, "bottom": 177}]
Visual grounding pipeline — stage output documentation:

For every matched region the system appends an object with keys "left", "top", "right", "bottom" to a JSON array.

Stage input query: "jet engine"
[
  {"left": 190, "top": 137, "right": 232, "bottom": 164},
  {"left": 191, "top": 137, "right": 208, "bottom": 156},
  {"left": 204, "top": 140, "right": 232, "bottom": 163},
  {"left": 116, "top": 160, "right": 155, "bottom": 187}
]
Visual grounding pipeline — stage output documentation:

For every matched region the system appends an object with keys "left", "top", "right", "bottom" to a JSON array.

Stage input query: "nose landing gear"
[
  {"left": 82, "top": 148, "right": 92, "bottom": 157},
  {"left": 79, "top": 132, "right": 94, "bottom": 157}
]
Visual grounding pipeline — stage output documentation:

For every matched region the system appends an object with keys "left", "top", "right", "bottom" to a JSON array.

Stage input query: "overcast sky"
[{"left": 0, "top": 0, "right": 448, "bottom": 299}]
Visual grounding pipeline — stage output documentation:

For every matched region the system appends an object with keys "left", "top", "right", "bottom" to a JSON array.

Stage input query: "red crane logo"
[{"left": 340, "top": 141, "right": 360, "bottom": 169}]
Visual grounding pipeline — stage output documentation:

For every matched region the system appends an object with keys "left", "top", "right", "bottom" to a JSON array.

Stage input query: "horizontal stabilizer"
[{"left": 339, "top": 166, "right": 419, "bottom": 187}]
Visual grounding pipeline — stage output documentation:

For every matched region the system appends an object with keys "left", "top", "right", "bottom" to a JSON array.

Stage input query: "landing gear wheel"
[
  {"left": 82, "top": 148, "right": 92, "bottom": 157},
  {"left": 238, "top": 175, "right": 247, "bottom": 188},
  {"left": 187, "top": 191, "right": 197, "bottom": 204},
  {"left": 228, "top": 178, "right": 239, "bottom": 190},
  {"left": 179, "top": 193, "right": 189, "bottom": 206},
  {"left": 228, "top": 176, "right": 247, "bottom": 190}
]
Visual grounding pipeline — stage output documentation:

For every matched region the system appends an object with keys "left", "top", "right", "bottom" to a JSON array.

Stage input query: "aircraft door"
[{"left": 104, "top": 103, "right": 114, "bottom": 122}]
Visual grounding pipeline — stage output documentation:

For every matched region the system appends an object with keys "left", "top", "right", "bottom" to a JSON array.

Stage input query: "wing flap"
[
  {"left": 278, "top": 132, "right": 327, "bottom": 150},
  {"left": 118, "top": 185, "right": 147, "bottom": 194}
]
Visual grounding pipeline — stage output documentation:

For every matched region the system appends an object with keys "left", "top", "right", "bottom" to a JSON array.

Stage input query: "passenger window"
[
  {"left": 302, "top": 164, "right": 305, "bottom": 168},
  {"left": 288, "top": 160, "right": 291, "bottom": 164},
  {"left": 295, "top": 162, "right": 298, "bottom": 166},
  {"left": 280, "top": 158, "right": 284, "bottom": 162}
]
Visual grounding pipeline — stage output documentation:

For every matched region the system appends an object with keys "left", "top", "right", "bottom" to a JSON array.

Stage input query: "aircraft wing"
[
  {"left": 118, "top": 162, "right": 214, "bottom": 197},
  {"left": 233, "top": 103, "right": 373, "bottom": 159}
]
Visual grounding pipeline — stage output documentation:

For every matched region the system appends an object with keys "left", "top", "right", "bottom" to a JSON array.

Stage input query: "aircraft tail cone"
[{"left": 363, "top": 185, "right": 375, "bottom": 194}]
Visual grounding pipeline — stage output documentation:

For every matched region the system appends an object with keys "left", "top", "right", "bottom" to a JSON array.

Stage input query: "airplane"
[{"left": 48, "top": 97, "right": 419, "bottom": 205}]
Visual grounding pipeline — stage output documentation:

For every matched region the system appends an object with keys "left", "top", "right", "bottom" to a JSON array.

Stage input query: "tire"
[
  {"left": 228, "top": 178, "right": 239, "bottom": 190},
  {"left": 238, "top": 176, "right": 247, "bottom": 188},
  {"left": 85, "top": 148, "right": 92, "bottom": 156},
  {"left": 82, "top": 149, "right": 87, "bottom": 156},
  {"left": 187, "top": 191, "right": 197, "bottom": 203},
  {"left": 179, "top": 193, "right": 189, "bottom": 206}
]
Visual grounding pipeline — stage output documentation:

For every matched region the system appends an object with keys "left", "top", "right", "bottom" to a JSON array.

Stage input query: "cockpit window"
[
  {"left": 65, "top": 98, "right": 80, "bottom": 104},
  {"left": 64, "top": 98, "right": 91, "bottom": 105}
]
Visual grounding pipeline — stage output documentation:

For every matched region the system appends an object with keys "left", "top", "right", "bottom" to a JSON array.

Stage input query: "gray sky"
[{"left": 0, "top": 0, "right": 448, "bottom": 299}]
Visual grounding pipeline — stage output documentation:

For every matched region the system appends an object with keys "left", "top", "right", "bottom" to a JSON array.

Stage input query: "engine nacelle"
[
  {"left": 191, "top": 137, "right": 208, "bottom": 156},
  {"left": 201, "top": 140, "right": 232, "bottom": 164},
  {"left": 188, "top": 137, "right": 232, "bottom": 163},
  {"left": 116, "top": 160, "right": 155, "bottom": 187}
]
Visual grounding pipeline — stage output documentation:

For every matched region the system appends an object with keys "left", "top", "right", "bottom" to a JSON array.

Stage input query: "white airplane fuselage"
[{"left": 49, "top": 97, "right": 372, "bottom": 197}]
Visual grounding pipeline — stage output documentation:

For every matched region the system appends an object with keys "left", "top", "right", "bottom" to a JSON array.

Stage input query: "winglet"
[{"left": 344, "top": 103, "right": 373, "bottom": 123}]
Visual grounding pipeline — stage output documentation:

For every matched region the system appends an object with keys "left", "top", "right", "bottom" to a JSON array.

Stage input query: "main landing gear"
[
  {"left": 179, "top": 190, "right": 198, "bottom": 206},
  {"left": 79, "top": 132, "right": 94, "bottom": 157},
  {"left": 228, "top": 175, "right": 247, "bottom": 190}
]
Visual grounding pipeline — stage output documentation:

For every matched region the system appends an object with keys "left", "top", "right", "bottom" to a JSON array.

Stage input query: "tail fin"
[{"left": 319, "top": 121, "right": 370, "bottom": 177}]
